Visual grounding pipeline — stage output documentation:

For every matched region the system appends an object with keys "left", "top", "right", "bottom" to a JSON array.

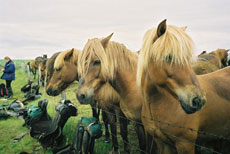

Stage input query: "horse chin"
[
  {"left": 78, "top": 95, "right": 94, "bottom": 105},
  {"left": 179, "top": 100, "right": 199, "bottom": 114}
]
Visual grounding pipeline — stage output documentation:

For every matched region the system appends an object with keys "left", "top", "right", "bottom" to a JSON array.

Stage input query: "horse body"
[
  {"left": 27, "top": 60, "right": 37, "bottom": 79},
  {"left": 137, "top": 20, "right": 230, "bottom": 153},
  {"left": 192, "top": 49, "right": 229, "bottom": 75},
  {"left": 109, "top": 63, "right": 142, "bottom": 121},
  {"left": 38, "top": 58, "right": 48, "bottom": 86},
  {"left": 192, "top": 60, "right": 219, "bottom": 75},
  {"left": 197, "top": 67, "right": 230, "bottom": 138}
]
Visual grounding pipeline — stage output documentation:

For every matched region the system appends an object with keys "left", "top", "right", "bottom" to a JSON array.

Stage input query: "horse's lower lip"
[
  {"left": 179, "top": 100, "right": 197, "bottom": 114},
  {"left": 78, "top": 95, "right": 93, "bottom": 105}
]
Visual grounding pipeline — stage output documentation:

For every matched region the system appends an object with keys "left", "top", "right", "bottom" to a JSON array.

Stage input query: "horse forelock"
[
  {"left": 78, "top": 38, "right": 137, "bottom": 81},
  {"left": 54, "top": 48, "right": 80, "bottom": 69},
  {"left": 137, "top": 24, "right": 195, "bottom": 86},
  {"left": 46, "top": 52, "right": 60, "bottom": 78}
]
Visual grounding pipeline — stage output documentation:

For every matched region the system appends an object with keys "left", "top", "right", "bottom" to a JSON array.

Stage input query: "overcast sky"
[{"left": 0, "top": 0, "right": 229, "bottom": 59}]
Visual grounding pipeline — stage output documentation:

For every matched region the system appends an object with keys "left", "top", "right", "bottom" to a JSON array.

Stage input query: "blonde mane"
[
  {"left": 78, "top": 38, "right": 138, "bottom": 80},
  {"left": 137, "top": 24, "right": 195, "bottom": 86},
  {"left": 54, "top": 48, "right": 80, "bottom": 69}
]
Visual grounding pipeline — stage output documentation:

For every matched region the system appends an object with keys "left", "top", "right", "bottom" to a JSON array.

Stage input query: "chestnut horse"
[
  {"left": 38, "top": 58, "right": 48, "bottom": 87},
  {"left": 192, "top": 49, "right": 229, "bottom": 75},
  {"left": 46, "top": 49, "right": 130, "bottom": 153},
  {"left": 76, "top": 34, "right": 154, "bottom": 154},
  {"left": 137, "top": 19, "right": 230, "bottom": 153},
  {"left": 27, "top": 60, "right": 37, "bottom": 79}
]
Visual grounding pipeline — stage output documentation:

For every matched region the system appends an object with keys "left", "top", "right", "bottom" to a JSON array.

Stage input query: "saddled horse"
[
  {"left": 192, "top": 49, "right": 229, "bottom": 75},
  {"left": 137, "top": 19, "right": 230, "bottom": 153},
  {"left": 76, "top": 34, "right": 154, "bottom": 154},
  {"left": 46, "top": 49, "right": 130, "bottom": 153}
]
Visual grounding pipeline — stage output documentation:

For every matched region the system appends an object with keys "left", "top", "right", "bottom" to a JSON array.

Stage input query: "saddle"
[
  {"left": 53, "top": 117, "right": 102, "bottom": 154},
  {"left": 24, "top": 99, "right": 78, "bottom": 149}
]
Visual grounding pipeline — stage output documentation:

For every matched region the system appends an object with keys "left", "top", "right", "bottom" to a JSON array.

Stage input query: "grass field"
[{"left": 0, "top": 60, "right": 139, "bottom": 154}]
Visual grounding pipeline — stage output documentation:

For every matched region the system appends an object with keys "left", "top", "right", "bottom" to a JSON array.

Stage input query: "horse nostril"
[
  {"left": 80, "top": 94, "right": 85, "bottom": 100},
  {"left": 77, "top": 93, "right": 86, "bottom": 102},
  {"left": 46, "top": 88, "right": 52, "bottom": 95},
  {"left": 192, "top": 97, "right": 202, "bottom": 108}
]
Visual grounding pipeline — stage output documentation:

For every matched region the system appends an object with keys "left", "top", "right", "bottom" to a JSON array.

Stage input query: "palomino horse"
[
  {"left": 137, "top": 19, "right": 230, "bottom": 153},
  {"left": 76, "top": 34, "right": 153, "bottom": 154},
  {"left": 46, "top": 49, "right": 130, "bottom": 153},
  {"left": 192, "top": 49, "right": 229, "bottom": 75}
]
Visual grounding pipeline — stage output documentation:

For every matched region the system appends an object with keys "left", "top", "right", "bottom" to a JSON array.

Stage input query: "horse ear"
[
  {"left": 201, "top": 51, "right": 207, "bottom": 55},
  {"left": 64, "top": 48, "right": 74, "bottom": 61},
  {"left": 101, "top": 33, "right": 113, "bottom": 48},
  {"left": 181, "top": 26, "right": 187, "bottom": 31},
  {"left": 156, "top": 19, "right": 167, "bottom": 38}
]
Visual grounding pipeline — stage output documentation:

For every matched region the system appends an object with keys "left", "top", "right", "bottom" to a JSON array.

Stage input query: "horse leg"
[
  {"left": 134, "top": 122, "right": 147, "bottom": 154},
  {"left": 34, "top": 70, "right": 36, "bottom": 79},
  {"left": 119, "top": 111, "right": 130, "bottom": 153},
  {"left": 146, "top": 133, "right": 158, "bottom": 154},
  {"left": 91, "top": 104, "right": 98, "bottom": 120},
  {"left": 154, "top": 138, "right": 176, "bottom": 154},
  {"left": 97, "top": 104, "right": 101, "bottom": 120},
  {"left": 175, "top": 141, "right": 195, "bottom": 154},
  {"left": 42, "top": 80, "right": 44, "bottom": 87},
  {"left": 102, "top": 109, "right": 110, "bottom": 143},
  {"left": 107, "top": 111, "right": 120, "bottom": 154}
]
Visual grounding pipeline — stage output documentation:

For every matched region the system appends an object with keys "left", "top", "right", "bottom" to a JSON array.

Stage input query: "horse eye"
[
  {"left": 56, "top": 67, "right": 62, "bottom": 72},
  {"left": 165, "top": 55, "right": 172, "bottom": 62},
  {"left": 93, "top": 60, "right": 101, "bottom": 66}
]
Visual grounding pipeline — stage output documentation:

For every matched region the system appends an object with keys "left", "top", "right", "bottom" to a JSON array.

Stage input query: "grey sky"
[{"left": 0, "top": 0, "right": 229, "bottom": 59}]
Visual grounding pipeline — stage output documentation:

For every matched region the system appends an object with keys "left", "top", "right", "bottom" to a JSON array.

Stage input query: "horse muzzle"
[
  {"left": 76, "top": 89, "right": 94, "bottom": 105},
  {"left": 179, "top": 96, "right": 206, "bottom": 114}
]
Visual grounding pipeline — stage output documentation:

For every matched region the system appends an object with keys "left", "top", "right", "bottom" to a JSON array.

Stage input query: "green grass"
[{"left": 0, "top": 60, "right": 139, "bottom": 154}]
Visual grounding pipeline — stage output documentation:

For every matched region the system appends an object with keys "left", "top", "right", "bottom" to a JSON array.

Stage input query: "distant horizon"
[{"left": 1, "top": 0, "right": 229, "bottom": 59}]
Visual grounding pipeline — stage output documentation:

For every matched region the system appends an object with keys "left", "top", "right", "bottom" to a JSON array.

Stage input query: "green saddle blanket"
[{"left": 77, "top": 117, "right": 102, "bottom": 139}]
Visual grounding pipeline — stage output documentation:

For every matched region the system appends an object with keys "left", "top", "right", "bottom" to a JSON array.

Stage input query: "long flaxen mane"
[
  {"left": 78, "top": 36, "right": 138, "bottom": 80},
  {"left": 137, "top": 21, "right": 195, "bottom": 86},
  {"left": 54, "top": 48, "right": 80, "bottom": 69}
]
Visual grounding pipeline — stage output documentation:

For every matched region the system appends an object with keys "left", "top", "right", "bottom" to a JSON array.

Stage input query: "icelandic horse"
[
  {"left": 76, "top": 34, "right": 156, "bottom": 154},
  {"left": 46, "top": 49, "right": 130, "bottom": 154},
  {"left": 137, "top": 19, "right": 230, "bottom": 153},
  {"left": 192, "top": 49, "right": 229, "bottom": 75}
]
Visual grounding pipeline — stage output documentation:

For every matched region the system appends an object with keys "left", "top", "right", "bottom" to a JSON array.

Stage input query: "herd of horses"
[{"left": 28, "top": 19, "right": 230, "bottom": 154}]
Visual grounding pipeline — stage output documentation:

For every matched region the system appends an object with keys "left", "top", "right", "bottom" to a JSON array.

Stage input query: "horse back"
[{"left": 197, "top": 67, "right": 230, "bottom": 138}]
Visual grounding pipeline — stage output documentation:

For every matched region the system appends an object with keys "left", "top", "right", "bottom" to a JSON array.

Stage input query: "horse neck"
[
  {"left": 143, "top": 63, "right": 179, "bottom": 108},
  {"left": 108, "top": 52, "right": 143, "bottom": 121}
]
